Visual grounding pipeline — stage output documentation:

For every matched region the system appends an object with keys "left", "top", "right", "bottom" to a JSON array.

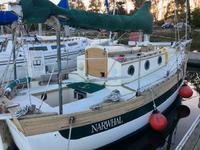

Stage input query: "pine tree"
[
  {"left": 115, "top": 1, "right": 126, "bottom": 15},
  {"left": 151, "top": 0, "right": 159, "bottom": 22},
  {"left": 132, "top": 0, "right": 145, "bottom": 11},
  {"left": 88, "top": 0, "right": 102, "bottom": 12},
  {"left": 105, "top": 0, "right": 126, "bottom": 15},
  {"left": 69, "top": 0, "right": 86, "bottom": 10},
  {"left": 164, "top": 1, "right": 176, "bottom": 19},
  {"left": 108, "top": 0, "right": 116, "bottom": 13}
]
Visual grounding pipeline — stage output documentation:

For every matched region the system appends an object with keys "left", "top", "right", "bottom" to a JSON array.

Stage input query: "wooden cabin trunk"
[{"left": 85, "top": 48, "right": 108, "bottom": 78}]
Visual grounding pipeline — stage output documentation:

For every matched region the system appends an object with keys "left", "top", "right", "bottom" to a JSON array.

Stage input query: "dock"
[{"left": 175, "top": 114, "right": 200, "bottom": 150}]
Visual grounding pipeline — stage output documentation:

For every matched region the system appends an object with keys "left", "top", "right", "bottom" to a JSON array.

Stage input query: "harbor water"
[{"left": 100, "top": 68, "right": 200, "bottom": 150}]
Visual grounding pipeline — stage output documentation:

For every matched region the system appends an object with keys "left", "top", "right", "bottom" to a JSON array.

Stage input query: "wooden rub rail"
[{"left": 16, "top": 71, "right": 183, "bottom": 137}]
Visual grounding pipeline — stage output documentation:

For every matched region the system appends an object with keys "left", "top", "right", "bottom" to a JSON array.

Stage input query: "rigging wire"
[
  {"left": 38, "top": 62, "right": 56, "bottom": 111},
  {"left": 149, "top": 87, "right": 157, "bottom": 110},
  {"left": 19, "top": 22, "right": 33, "bottom": 106}
]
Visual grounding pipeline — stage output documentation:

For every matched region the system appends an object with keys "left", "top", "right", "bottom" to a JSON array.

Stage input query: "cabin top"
[
  {"left": 77, "top": 44, "right": 168, "bottom": 84},
  {"left": 86, "top": 45, "right": 140, "bottom": 53},
  {"left": 85, "top": 44, "right": 162, "bottom": 63}
]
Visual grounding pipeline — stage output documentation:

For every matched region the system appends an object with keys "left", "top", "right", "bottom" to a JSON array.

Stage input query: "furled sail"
[{"left": 20, "top": 0, "right": 153, "bottom": 34}]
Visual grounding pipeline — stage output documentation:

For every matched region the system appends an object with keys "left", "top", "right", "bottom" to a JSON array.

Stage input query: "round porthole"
[
  {"left": 144, "top": 60, "right": 150, "bottom": 70},
  {"left": 158, "top": 56, "right": 162, "bottom": 65},
  {"left": 128, "top": 65, "right": 135, "bottom": 76}
]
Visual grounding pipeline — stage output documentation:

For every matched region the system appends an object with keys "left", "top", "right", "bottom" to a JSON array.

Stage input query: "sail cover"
[
  {"left": 20, "top": 0, "right": 153, "bottom": 34},
  {"left": 0, "top": 11, "right": 18, "bottom": 25},
  {"left": 58, "top": 0, "right": 69, "bottom": 9}
]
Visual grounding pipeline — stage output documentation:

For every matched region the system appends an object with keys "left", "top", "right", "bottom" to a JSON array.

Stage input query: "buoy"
[
  {"left": 179, "top": 84, "right": 193, "bottom": 98},
  {"left": 149, "top": 110, "right": 168, "bottom": 132}
]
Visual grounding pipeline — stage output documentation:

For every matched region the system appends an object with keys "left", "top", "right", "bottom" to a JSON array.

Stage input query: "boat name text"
[{"left": 91, "top": 116, "right": 123, "bottom": 133}]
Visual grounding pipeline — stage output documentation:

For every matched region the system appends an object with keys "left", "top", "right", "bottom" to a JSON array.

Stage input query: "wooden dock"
[{"left": 175, "top": 114, "right": 200, "bottom": 150}]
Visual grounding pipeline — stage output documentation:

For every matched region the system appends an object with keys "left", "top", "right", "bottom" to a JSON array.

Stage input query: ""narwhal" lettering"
[{"left": 91, "top": 116, "right": 123, "bottom": 133}]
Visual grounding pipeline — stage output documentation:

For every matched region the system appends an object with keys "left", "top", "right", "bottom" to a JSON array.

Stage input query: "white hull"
[{"left": 6, "top": 85, "right": 180, "bottom": 150}]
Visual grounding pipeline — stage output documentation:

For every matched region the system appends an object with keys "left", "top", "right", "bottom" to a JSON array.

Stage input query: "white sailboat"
[{"left": 2, "top": 38, "right": 191, "bottom": 150}]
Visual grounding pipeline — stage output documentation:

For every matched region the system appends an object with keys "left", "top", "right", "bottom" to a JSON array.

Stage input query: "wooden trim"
[{"left": 85, "top": 48, "right": 108, "bottom": 77}]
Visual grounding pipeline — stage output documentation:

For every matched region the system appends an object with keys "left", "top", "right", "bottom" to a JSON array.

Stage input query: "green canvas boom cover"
[
  {"left": 5, "top": 77, "right": 31, "bottom": 91},
  {"left": 20, "top": 0, "right": 153, "bottom": 34}
]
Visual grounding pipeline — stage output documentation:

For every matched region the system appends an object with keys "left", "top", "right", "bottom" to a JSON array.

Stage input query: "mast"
[
  {"left": 143, "top": 0, "right": 151, "bottom": 44},
  {"left": 56, "top": 18, "right": 63, "bottom": 115},
  {"left": 109, "top": 0, "right": 116, "bottom": 41},
  {"left": 174, "top": 0, "right": 179, "bottom": 41},
  {"left": 50, "top": 16, "right": 63, "bottom": 114},
  {"left": 186, "top": 0, "right": 191, "bottom": 26},
  {"left": 186, "top": 0, "right": 192, "bottom": 39},
  {"left": 38, "top": 23, "right": 42, "bottom": 36},
  {"left": 11, "top": 22, "right": 17, "bottom": 80},
  {"left": 64, "top": 0, "right": 70, "bottom": 37},
  {"left": 63, "top": 0, "right": 70, "bottom": 37},
  {"left": 105, "top": 0, "right": 110, "bottom": 15}
]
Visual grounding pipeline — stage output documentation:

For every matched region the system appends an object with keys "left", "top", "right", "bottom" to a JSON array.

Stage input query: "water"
[{"left": 101, "top": 70, "right": 200, "bottom": 150}]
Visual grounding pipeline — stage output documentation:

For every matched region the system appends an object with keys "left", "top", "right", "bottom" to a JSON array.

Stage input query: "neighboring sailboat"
[
  {"left": 0, "top": 36, "right": 106, "bottom": 80},
  {"left": 0, "top": 0, "right": 192, "bottom": 150},
  {"left": 0, "top": 33, "right": 110, "bottom": 81}
]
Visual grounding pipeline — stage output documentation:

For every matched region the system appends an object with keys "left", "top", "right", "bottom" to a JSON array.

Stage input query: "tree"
[
  {"left": 107, "top": 0, "right": 116, "bottom": 14},
  {"left": 105, "top": 0, "right": 127, "bottom": 15},
  {"left": 88, "top": 0, "right": 102, "bottom": 12},
  {"left": 69, "top": 0, "right": 86, "bottom": 10},
  {"left": 116, "top": 1, "right": 126, "bottom": 15},
  {"left": 176, "top": 0, "right": 186, "bottom": 15},
  {"left": 151, "top": 0, "right": 159, "bottom": 22},
  {"left": 164, "top": 1, "right": 176, "bottom": 20},
  {"left": 191, "top": 8, "right": 200, "bottom": 27},
  {"left": 132, "top": 0, "right": 145, "bottom": 11}
]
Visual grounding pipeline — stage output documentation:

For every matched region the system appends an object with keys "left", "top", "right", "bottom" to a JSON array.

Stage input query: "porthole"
[
  {"left": 128, "top": 65, "right": 135, "bottom": 76},
  {"left": 158, "top": 56, "right": 162, "bottom": 65},
  {"left": 144, "top": 60, "right": 150, "bottom": 70}
]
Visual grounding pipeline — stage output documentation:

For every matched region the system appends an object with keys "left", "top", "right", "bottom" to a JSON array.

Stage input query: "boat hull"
[{"left": 6, "top": 79, "right": 182, "bottom": 150}]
